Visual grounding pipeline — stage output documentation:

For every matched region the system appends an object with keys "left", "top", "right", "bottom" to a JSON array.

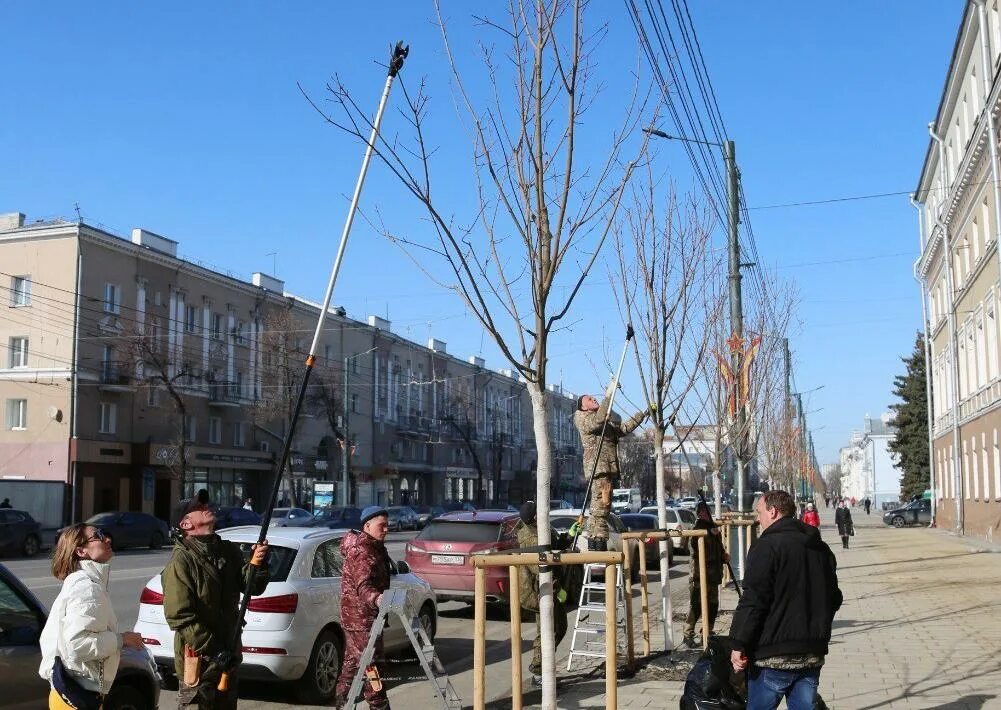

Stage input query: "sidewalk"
[{"left": 493, "top": 510, "right": 1001, "bottom": 709}]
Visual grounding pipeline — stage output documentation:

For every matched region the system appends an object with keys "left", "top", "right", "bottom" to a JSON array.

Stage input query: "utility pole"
[
  {"left": 783, "top": 338, "right": 792, "bottom": 491},
  {"left": 726, "top": 139, "right": 750, "bottom": 580},
  {"left": 342, "top": 356, "right": 350, "bottom": 506}
]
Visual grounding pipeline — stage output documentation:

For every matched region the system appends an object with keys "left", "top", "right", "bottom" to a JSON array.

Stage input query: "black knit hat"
[{"left": 520, "top": 501, "right": 537, "bottom": 525}]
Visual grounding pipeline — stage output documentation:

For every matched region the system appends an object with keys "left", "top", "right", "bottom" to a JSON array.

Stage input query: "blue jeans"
[{"left": 747, "top": 666, "right": 820, "bottom": 710}]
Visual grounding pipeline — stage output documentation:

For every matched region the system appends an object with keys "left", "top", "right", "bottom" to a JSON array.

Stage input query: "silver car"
[{"left": 0, "top": 563, "right": 161, "bottom": 710}]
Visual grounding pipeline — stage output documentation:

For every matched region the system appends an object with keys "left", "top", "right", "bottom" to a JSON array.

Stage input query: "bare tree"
[{"left": 306, "top": 1, "right": 652, "bottom": 699}]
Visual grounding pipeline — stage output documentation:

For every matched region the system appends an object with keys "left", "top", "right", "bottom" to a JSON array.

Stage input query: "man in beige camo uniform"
[{"left": 573, "top": 384, "right": 651, "bottom": 550}]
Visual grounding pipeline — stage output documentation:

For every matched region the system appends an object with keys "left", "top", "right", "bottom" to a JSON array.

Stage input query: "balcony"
[
  {"left": 99, "top": 361, "right": 135, "bottom": 393},
  {"left": 208, "top": 382, "right": 241, "bottom": 408},
  {"left": 395, "top": 414, "right": 430, "bottom": 437}
]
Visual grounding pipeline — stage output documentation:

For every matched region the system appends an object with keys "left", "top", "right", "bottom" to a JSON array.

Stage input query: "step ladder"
[
  {"left": 346, "top": 587, "right": 461, "bottom": 710},
  {"left": 566, "top": 562, "right": 627, "bottom": 671}
]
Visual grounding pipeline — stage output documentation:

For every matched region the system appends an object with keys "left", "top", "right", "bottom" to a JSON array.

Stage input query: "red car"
[{"left": 405, "top": 510, "right": 520, "bottom": 604}]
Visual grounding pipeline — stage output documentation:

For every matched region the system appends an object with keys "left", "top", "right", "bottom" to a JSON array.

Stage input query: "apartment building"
[
  {"left": 836, "top": 414, "right": 902, "bottom": 510},
  {"left": 0, "top": 212, "right": 583, "bottom": 524},
  {"left": 914, "top": 1, "right": 1001, "bottom": 537}
]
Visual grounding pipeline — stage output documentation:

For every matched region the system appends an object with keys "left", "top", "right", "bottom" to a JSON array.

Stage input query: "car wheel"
[
  {"left": 892, "top": 516, "right": 906, "bottom": 528},
  {"left": 297, "top": 629, "right": 342, "bottom": 705},
  {"left": 104, "top": 683, "right": 149, "bottom": 710},
  {"left": 418, "top": 602, "right": 436, "bottom": 642},
  {"left": 149, "top": 532, "right": 165, "bottom": 550},
  {"left": 22, "top": 534, "right": 39, "bottom": 557}
]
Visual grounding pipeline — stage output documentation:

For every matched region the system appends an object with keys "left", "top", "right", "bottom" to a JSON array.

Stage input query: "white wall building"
[{"left": 838, "top": 414, "right": 902, "bottom": 509}]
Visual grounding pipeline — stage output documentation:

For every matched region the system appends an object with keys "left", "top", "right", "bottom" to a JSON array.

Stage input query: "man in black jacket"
[{"left": 729, "top": 490, "right": 841, "bottom": 710}]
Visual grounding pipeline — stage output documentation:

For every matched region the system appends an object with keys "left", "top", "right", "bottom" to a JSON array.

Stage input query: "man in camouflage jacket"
[
  {"left": 515, "top": 502, "right": 569, "bottom": 682},
  {"left": 335, "top": 506, "right": 393, "bottom": 710},
  {"left": 574, "top": 385, "right": 651, "bottom": 548},
  {"left": 162, "top": 490, "right": 269, "bottom": 709},
  {"left": 683, "top": 501, "right": 728, "bottom": 647}
]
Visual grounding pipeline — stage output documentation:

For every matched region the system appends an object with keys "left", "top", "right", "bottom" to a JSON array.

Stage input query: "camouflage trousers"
[
  {"left": 336, "top": 630, "right": 389, "bottom": 709},
  {"left": 586, "top": 474, "right": 616, "bottom": 540},
  {"left": 177, "top": 664, "right": 239, "bottom": 710},
  {"left": 683, "top": 578, "right": 720, "bottom": 638},
  {"left": 529, "top": 599, "right": 568, "bottom": 675}
]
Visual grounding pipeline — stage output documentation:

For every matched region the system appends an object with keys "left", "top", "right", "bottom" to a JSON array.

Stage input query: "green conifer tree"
[{"left": 888, "top": 332, "right": 931, "bottom": 500}]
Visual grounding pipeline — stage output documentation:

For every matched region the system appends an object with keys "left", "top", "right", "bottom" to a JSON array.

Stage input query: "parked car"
[
  {"left": 677, "top": 497, "right": 699, "bottom": 510},
  {"left": 270, "top": 507, "right": 315, "bottom": 527},
  {"left": 387, "top": 506, "right": 420, "bottom": 531},
  {"left": 612, "top": 488, "right": 642, "bottom": 514},
  {"left": 411, "top": 505, "right": 445, "bottom": 528},
  {"left": 883, "top": 498, "right": 932, "bottom": 528},
  {"left": 638, "top": 506, "right": 695, "bottom": 553},
  {"left": 0, "top": 562, "right": 161, "bottom": 710},
  {"left": 135, "top": 526, "right": 436, "bottom": 704},
  {"left": 405, "top": 510, "right": 520, "bottom": 604},
  {"left": 619, "top": 513, "right": 674, "bottom": 567},
  {"left": 63, "top": 511, "right": 170, "bottom": 551},
  {"left": 441, "top": 500, "right": 477, "bottom": 513},
  {"left": 549, "top": 499, "right": 575, "bottom": 511},
  {"left": 548, "top": 509, "right": 642, "bottom": 583},
  {"left": 0, "top": 509, "right": 42, "bottom": 557},
  {"left": 212, "top": 506, "right": 262, "bottom": 531},
  {"left": 308, "top": 506, "right": 363, "bottom": 529}
]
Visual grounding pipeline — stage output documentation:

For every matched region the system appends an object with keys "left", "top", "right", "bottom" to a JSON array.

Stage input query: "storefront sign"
[
  {"left": 314, "top": 460, "right": 329, "bottom": 471},
  {"left": 313, "top": 482, "right": 334, "bottom": 510}
]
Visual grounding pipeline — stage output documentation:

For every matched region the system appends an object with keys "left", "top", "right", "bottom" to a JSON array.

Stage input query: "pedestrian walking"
[
  {"left": 682, "top": 501, "right": 728, "bottom": 647},
  {"left": 823, "top": 495, "right": 830, "bottom": 509},
  {"left": 0, "top": 497, "right": 11, "bottom": 508},
  {"left": 573, "top": 384, "right": 651, "bottom": 550},
  {"left": 162, "top": 489, "right": 270, "bottom": 709},
  {"left": 729, "top": 490, "right": 842, "bottom": 710},
  {"left": 39, "top": 523, "right": 146, "bottom": 709},
  {"left": 863, "top": 497, "right": 872, "bottom": 515},
  {"left": 835, "top": 501, "right": 854, "bottom": 550},
  {"left": 801, "top": 503, "right": 820, "bottom": 529},
  {"left": 335, "top": 506, "right": 393, "bottom": 710}
]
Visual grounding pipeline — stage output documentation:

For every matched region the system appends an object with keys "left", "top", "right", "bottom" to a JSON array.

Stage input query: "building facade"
[
  {"left": 837, "top": 414, "right": 902, "bottom": 510},
  {"left": 915, "top": 1, "right": 1001, "bottom": 538},
  {"left": 0, "top": 213, "right": 582, "bottom": 525}
]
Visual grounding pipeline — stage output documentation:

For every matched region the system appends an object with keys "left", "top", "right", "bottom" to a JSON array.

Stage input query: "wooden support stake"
[
  {"left": 638, "top": 541, "right": 651, "bottom": 656},
  {"left": 605, "top": 562, "right": 618, "bottom": 710},
  {"left": 622, "top": 540, "right": 635, "bottom": 668},
  {"left": 474, "top": 566, "right": 486, "bottom": 710},
  {"left": 697, "top": 536, "right": 710, "bottom": 650},
  {"left": 508, "top": 565, "right": 522, "bottom": 710}
]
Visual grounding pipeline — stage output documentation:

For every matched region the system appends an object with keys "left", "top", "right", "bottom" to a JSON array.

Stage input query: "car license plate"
[{"left": 431, "top": 554, "right": 464, "bottom": 565}]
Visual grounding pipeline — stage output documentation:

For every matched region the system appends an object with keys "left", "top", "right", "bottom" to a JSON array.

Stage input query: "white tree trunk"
[
  {"left": 528, "top": 383, "right": 557, "bottom": 709},
  {"left": 653, "top": 429, "right": 674, "bottom": 650}
]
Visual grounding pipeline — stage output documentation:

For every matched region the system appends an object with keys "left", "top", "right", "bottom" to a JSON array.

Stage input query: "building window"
[
  {"left": 104, "top": 283, "right": 121, "bottom": 314},
  {"left": 147, "top": 384, "right": 159, "bottom": 408},
  {"left": 233, "top": 422, "right": 246, "bottom": 447},
  {"left": 185, "top": 305, "right": 199, "bottom": 333},
  {"left": 8, "top": 337, "right": 28, "bottom": 368},
  {"left": 10, "top": 276, "right": 31, "bottom": 307},
  {"left": 235, "top": 321, "right": 246, "bottom": 345},
  {"left": 236, "top": 371, "right": 245, "bottom": 398},
  {"left": 6, "top": 399, "right": 27, "bottom": 430},
  {"left": 351, "top": 393, "right": 359, "bottom": 413},
  {"left": 212, "top": 313, "right": 223, "bottom": 340},
  {"left": 209, "top": 417, "right": 222, "bottom": 445},
  {"left": 184, "top": 416, "right": 197, "bottom": 443},
  {"left": 99, "top": 402, "right": 117, "bottom": 434}
]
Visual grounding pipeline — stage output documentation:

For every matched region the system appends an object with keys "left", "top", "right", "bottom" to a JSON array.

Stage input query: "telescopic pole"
[
  {"left": 572, "top": 324, "right": 635, "bottom": 551},
  {"left": 219, "top": 41, "right": 409, "bottom": 692}
]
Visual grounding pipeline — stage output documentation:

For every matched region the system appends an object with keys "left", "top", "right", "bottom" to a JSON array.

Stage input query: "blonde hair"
[{"left": 51, "top": 523, "right": 89, "bottom": 581}]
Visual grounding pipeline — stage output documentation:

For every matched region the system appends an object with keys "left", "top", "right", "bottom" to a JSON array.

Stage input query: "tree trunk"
[
  {"left": 652, "top": 426, "right": 674, "bottom": 649},
  {"left": 528, "top": 383, "right": 557, "bottom": 709}
]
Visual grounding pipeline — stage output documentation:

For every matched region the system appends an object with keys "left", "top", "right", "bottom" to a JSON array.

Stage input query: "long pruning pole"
[
  {"left": 219, "top": 41, "right": 409, "bottom": 691},
  {"left": 572, "top": 324, "right": 634, "bottom": 550}
]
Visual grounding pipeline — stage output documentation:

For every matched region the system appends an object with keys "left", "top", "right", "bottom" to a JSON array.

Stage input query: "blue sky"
[{"left": 1, "top": 1, "right": 961, "bottom": 464}]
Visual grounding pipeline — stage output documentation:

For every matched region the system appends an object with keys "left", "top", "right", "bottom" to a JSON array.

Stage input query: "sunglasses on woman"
[{"left": 84, "top": 529, "right": 111, "bottom": 543}]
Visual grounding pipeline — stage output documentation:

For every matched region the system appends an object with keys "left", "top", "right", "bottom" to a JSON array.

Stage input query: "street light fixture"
[{"left": 642, "top": 126, "right": 724, "bottom": 149}]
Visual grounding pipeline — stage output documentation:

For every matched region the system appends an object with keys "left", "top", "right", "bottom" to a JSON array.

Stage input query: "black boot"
[{"left": 587, "top": 537, "right": 608, "bottom": 551}]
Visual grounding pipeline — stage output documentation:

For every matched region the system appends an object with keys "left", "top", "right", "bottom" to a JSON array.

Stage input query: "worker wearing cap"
[
  {"left": 335, "top": 506, "right": 394, "bottom": 709},
  {"left": 162, "top": 489, "right": 270, "bottom": 709}
]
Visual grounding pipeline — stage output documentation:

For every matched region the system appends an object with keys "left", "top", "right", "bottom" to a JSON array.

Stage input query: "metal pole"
[
  {"left": 783, "top": 339, "right": 792, "bottom": 492},
  {"left": 220, "top": 41, "right": 408, "bottom": 692},
  {"left": 726, "top": 139, "right": 747, "bottom": 580},
  {"left": 342, "top": 356, "right": 350, "bottom": 506}
]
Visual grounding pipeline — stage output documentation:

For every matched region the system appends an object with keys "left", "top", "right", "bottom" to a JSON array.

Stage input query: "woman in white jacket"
[{"left": 38, "top": 522, "right": 144, "bottom": 708}]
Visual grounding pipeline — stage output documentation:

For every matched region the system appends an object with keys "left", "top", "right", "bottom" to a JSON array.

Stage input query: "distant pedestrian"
[
  {"left": 823, "top": 495, "right": 830, "bottom": 509},
  {"left": 242, "top": 498, "right": 254, "bottom": 512},
  {"left": 39, "top": 523, "right": 145, "bottom": 709},
  {"left": 336, "top": 506, "right": 393, "bottom": 710},
  {"left": 863, "top": 497, "right": 871, "bottom": 515},
  {"left": 729, "top": 490, "right": 842, "bottom": 710},
  {"left": 682, "top": 501, "right": 728, "bottom": 647},
  {"left": 515, "top": 501, "right": 569, "bottom": 685},
  {"left": 801, "top": 503, "right": 820, "bottom": 529},
  {"left": 835, "top": 501, "right": 854, "bottom": 550},
  {"left": 0, "top": 497, "right": 11, "bottom": 508}
]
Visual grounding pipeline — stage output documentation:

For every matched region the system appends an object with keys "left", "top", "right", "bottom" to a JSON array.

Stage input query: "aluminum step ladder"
[
  {"left": 566, "top": 562, "right": 627, "bottom": 670},
  {"left": 346, "top": 587, "right": 461, "bottom": 710}
]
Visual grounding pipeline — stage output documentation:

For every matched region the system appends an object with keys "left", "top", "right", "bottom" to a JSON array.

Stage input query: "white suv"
[
  {"left": 638, "top": 506, "right": 696, "bottom": 553},
  {"left": 134, "top": 526, "right": 437, "bottom": 704}
]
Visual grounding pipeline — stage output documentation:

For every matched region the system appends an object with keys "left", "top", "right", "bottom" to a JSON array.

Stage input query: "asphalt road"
[{"left": 4, "top": 531, "right": 691, "bottom": 708}]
